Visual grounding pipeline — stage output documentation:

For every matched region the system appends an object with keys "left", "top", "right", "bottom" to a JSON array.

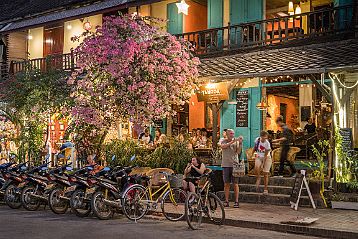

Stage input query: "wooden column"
[{"left": 211, "top": 103, "right": 219, "bottom": 149}]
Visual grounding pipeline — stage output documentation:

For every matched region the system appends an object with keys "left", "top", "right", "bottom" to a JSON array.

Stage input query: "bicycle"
[
  {"left": 122, "top": 171, "right": 186, "bottom": 221},
  {"left": 184, "top": 171, "right": 225, "bottom": 230}
]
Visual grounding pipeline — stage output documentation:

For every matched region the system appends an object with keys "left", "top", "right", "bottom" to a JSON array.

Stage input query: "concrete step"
[
  {"left": 216, "top": 191, "right": 324, "bottom": 208},
  {"left": 238, "top": 176, "right": 296, "bottom": 187},
  {"left": 238, "top": 184, "right": 309, "bottom": 196}
]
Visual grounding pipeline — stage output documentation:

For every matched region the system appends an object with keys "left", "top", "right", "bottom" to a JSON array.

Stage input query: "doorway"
[{"left": 43, "top": 24, "right": 64, "bottom": 57}]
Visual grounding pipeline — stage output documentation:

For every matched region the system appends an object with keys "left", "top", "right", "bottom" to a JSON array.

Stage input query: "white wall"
[
  {"left": 28, "top": 27, "right": 43, "bottom": 59},
  {"left": 299, "top": 84, "right": 313, "bottom": 128},
  {"left": 63, "top": 14, "right": 102, "bottom": 54}
]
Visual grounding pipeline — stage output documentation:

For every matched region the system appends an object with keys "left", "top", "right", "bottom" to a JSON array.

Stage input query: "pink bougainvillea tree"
[{"left": 69, "top": 15, "right": 200, "bottom": 128}]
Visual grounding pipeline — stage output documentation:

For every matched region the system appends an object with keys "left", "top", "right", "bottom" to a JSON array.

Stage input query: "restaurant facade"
[{"left": 0, "top": 0, "right": 357, "bottom": 164}]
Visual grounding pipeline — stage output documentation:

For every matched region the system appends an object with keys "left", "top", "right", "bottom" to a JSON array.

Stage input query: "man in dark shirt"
[
  {"left": 304, "top": 118, "right": 316, "bottom": 134},
  {"left": 272, "top": 116, "right": 296, "bottom": 176}
]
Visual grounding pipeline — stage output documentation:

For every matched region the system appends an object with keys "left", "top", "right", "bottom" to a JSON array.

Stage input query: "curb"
[
  {"left": 145, "top": 214, "right": 358, "bottom": 239},
  {"left": 223, "top": 218, "right": 358, "bottom": 239}
]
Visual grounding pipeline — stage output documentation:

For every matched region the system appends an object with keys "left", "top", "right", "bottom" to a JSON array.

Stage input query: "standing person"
[
  {"left": 219, "top": 129, "right": 243, "bottom": 208},
  {"left": 254, "top": 131, "right": 272, "bottom": 195},
  {"left": 272, "top": 116, "right": 296, "bottom": 176}
]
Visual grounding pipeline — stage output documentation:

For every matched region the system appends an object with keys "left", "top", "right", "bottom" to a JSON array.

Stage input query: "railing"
[
  {"left": 10, "top": 52, "right": 77, "bottom": 74},
  {"left": 0, "top": 62, "right": 9, "bottom": 80},
  {"left": 177, "top": 4, "right": 357, "bottom": 56}
]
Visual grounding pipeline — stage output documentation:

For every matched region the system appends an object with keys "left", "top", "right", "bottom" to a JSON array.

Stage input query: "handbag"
[{"left": 232, "top": 142, "right": 245, "bottom": 177}]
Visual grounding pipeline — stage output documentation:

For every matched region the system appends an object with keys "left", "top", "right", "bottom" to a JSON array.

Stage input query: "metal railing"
[{"left": 177, "top": 4, "right": 357, "bottom": 55}]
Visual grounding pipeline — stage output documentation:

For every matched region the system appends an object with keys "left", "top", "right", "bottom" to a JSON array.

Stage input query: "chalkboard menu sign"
[
  {"left": 236, "top": 90, "right": 249, "bottom": 127},
  {"left": 290, "top": 173, "right": 304, "bottom": 204},
  {"left": 340, "top": 128, "right": 353, "bottom": 157}
]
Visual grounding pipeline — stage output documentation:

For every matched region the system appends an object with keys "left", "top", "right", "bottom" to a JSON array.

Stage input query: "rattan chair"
[
  {"left": 271, "top": 147, "right": 301, "bottom": 174},
  {"left": 245, "top": 148, "right": 255, "bottom": 175},
  {"left": 145, "top": 168, "right": 174, "bottom": 187}
]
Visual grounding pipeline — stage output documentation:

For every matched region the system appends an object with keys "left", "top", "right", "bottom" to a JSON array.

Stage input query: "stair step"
[
  {"left": 216, "top": 191, "right": 325, "bottom": 208},
  {"left": 238, "top": 184, "right": 308, "bottom": 196},
  {"left": 238, "top": 176, "right": 296, "bottom": 187}
]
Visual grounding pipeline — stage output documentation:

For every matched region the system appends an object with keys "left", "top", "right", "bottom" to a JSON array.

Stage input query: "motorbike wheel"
[
  {"left": 5, "top": 184, "right": 22, "bottom": 209},
  {"left": 49, "top": 188, "right": 69, "bottom": 214},
  {"left": 91, "top": 191, "right": 115, "bottom": 220},
  {"left": 70, "top": 189, "right": 91, "bottom": 217},
  {"left": 21, "top": 185, "right": 41, "bottom": 211}
]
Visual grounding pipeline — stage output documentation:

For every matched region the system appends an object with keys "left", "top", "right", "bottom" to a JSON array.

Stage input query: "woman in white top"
[{"left": 253, "top": 130, "right": 272, "bottom": 195}]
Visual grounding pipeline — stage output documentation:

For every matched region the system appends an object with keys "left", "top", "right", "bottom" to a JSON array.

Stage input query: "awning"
[
  {"left": 198, "top": 39, "right": 358, "bottom": 79},
  {"left": 0, "top": 0, "right": 133, "bottom": 33}
]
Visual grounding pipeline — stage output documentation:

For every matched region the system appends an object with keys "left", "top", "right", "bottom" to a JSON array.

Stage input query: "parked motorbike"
[
  {"left": 3, "top": 161, "right": 29, "bottom": 209},
  {"left": 21, "top": 162, "right": 52, "bottom": 211},
  {"left": 69, "top": 165, "right": 98, "bottom": 217},
  {"left": 0, "top": 162, "right": 16, "bottom": 200},
  {"left": 48, "top": 163, "right": 76, "bottom": 214}
]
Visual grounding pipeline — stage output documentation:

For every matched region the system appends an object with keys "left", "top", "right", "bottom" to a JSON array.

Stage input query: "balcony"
[
  {"left": 1, "top": 4, "right": 357, "bottom": 76},
  {"left": 176, "top": 4, "right": 358, "bottom": 57}
]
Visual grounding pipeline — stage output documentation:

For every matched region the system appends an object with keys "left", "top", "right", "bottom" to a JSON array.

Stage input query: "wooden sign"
[
  {"left": 236, "top": 90, "right": 249, "bottom": 127},
  {"left": 290, "top": 170, "right": 316, "bottom": 211},
  {"left": 339, "top": 128, "right": 353, "bottom": 157},
  {"left": 197, "top": 82, "right": 229, "bottom": 103}
]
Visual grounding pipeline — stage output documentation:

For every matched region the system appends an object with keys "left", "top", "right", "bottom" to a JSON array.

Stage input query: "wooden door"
[{"left": 43, "top": 25, "right": 64, "bottom": 56}]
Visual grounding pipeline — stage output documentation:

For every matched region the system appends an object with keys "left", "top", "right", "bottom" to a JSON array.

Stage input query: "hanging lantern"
[
  {"left": 83, "top": 20, "right": 92, "bottom": 31},
  {"left": 256, "top": 96, "right": 269, "bottom": 111},
  {"left": 295, "top": 5, "right": 302, "bottom": 16},
  {"left": 176, "top": 0, "right": 189, "bottom": 15},
  {"left": 288, "top": 1, "right": 294, "bottom": 15}
]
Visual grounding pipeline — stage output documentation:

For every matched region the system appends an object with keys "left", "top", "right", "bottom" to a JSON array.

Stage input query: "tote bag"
[{"left": 232, "top": 142, "right": 245, "bottom": 177}]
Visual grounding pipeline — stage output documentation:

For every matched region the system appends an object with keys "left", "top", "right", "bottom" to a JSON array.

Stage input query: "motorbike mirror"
[
  {"left": 20, "top": 166, "right": 27, "bottom": 170},
  {"left": 130, "top": 155, "right": 136, "bottom": 161},
  {"left": 65, "top": 167, "right": 73, "bottom": 171},
  {"left": 87, "top": 166, "right": 93, "bottom": 171},
  {"left": 111, "top": 155, "right": 116, "bottom": 161},
  {"left": 103, "top": 167, "right": 111, "bottom": 171},
  {"left": 41, "top": 167, "right": 48, "bottom": 171}
]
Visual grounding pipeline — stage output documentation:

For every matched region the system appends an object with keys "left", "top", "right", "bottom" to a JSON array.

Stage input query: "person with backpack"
[
  {"left": 253, "top": 130, "right": 272, "bottom": 195},
  {"left": 272, "top": 116, "right": 296, "bottom": 176}
]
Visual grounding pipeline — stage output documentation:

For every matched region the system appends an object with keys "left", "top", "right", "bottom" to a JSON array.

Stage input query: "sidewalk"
[
  {"left": 147, "top": 203, "right": 358, "bottom": 239},
  {"left": 223, "top": 203, "right": 358, "bottom": 239}
]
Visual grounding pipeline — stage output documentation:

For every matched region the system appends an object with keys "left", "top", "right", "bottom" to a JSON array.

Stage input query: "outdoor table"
[{"left": 206, "top": 165, "right": 224, "bottom": 192}]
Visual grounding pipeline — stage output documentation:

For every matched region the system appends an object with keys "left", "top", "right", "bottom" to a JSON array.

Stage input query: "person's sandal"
[
  {"left": 233, "top": 202, "right": 239, "bottom": 208},
  {"left": 224, "top": 201, "right": 229, "bottom": 207}
]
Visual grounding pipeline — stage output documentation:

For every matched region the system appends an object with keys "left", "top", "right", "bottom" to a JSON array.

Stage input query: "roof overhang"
[
  {"left": 198, "top": 39, "right": 358, "bottom": 79},
  {"left": 0, "top": 0, "right": 161, "bottom": 33}
]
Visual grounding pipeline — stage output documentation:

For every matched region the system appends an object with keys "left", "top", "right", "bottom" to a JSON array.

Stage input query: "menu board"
[
  {"left": 290, "top": 173, "right": 304, "bottom": 204},
  {"left": 340, "top": 128, "right": 353, "bottom": 157},
  {"left": 236, "top": 90, "right": 249, "bottom": 127}
]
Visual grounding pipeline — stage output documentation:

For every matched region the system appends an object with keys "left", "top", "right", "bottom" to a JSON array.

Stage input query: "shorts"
[
  {"left": 222, "top": 167, "right": 239, "bottom": 184},
  {"left": 255, "top": 157, "right": 272, "bottom": 173}
]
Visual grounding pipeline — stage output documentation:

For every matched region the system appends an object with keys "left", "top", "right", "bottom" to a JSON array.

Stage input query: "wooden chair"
[
  {"left": 129, "top": 167, "right": 151, "bottom": 176},
  {"left": 271, "top": 147, "right": 301, "bottom": 174},
  {"left": 145, "top": 168, "right": 174, "bottom": 187},
  {"left": 245, "top": 148, "right": 255, "bottom": 175},
  {"left": 198, "top": 168, "right": 212, "bottom": 188}
]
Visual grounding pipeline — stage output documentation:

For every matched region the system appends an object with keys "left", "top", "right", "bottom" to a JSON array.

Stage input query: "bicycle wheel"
[
  {"left": 122, "top": 185, "right": 149, "bottom": 221},
  {"left": 161, "top": 188, "right": 186, "bottom": 221},
  {"left": 205, "top": 192, "right": 225, "bottom": 225},
  {"left": 91, "top": 191, "right": 114, "bottom": 220},
  {"left": 185, "top": 192, "right": 202, "bottom": 230}
]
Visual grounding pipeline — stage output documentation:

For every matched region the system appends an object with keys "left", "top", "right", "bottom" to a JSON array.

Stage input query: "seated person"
[
  {"left": 304, "top": 118, "right": 316, "bottom": 135},
  {"left": 86, "top": 154, "right": 103, "bottom": 175},
  {"left": 183, "top": 157, "right": 206, "bottom": 193},
  {"left": 138, "top": 128, "right": 153, "bottom": 145}
]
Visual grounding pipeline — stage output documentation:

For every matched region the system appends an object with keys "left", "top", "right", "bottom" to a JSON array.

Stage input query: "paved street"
[{"left": 0, "top": 206, "right": 324, "bottom": 239}]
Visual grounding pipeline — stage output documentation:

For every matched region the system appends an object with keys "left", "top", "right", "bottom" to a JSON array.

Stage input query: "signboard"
[
  {"left": 290, "top": 170, "right": 316, "bottom": 211},
  {"left": 236, "top": 90, "right": 249, "bottom": 127},
  {"left": 197, "top": 82, "right": 229, "bottom": 103},
  {"left": 339, "top": 128, "right": 353, "bottom": 157},
  {"left": 153, "top": 120, "right": 164, "bottom": 128}
]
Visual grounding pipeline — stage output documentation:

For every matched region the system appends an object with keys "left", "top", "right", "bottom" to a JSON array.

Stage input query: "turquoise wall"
[
  {"left": 167, "top": 3, "right": 183, "bottom": 34},
  {"left": 220, "top": 87, "right": 262, "bottom": 159}
]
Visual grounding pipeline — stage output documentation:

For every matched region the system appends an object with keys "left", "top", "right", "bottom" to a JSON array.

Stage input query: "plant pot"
[
  {"left": 331, "top": 201, "right": 358, "bottom": 210},
  {"left": 308, "top": 180, "right": 322, "bottom": 199}
]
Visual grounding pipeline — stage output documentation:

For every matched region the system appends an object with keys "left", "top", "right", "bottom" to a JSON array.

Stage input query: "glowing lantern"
[
  {"left": 176, "top": 0, "right": 189, "bottom": 15},
  {"left": 83, "top": 20, "right": 92, "bottom": 31}
]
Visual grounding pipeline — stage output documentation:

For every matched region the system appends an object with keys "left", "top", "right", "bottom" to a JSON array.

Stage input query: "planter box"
[{"left": 331, "top": 201, "right": 358, "bottom": 210}]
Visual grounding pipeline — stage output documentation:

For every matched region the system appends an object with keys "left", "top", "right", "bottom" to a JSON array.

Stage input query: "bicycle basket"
[{"left": 168, "top": 174, "right": 183, "bottom": 188}]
